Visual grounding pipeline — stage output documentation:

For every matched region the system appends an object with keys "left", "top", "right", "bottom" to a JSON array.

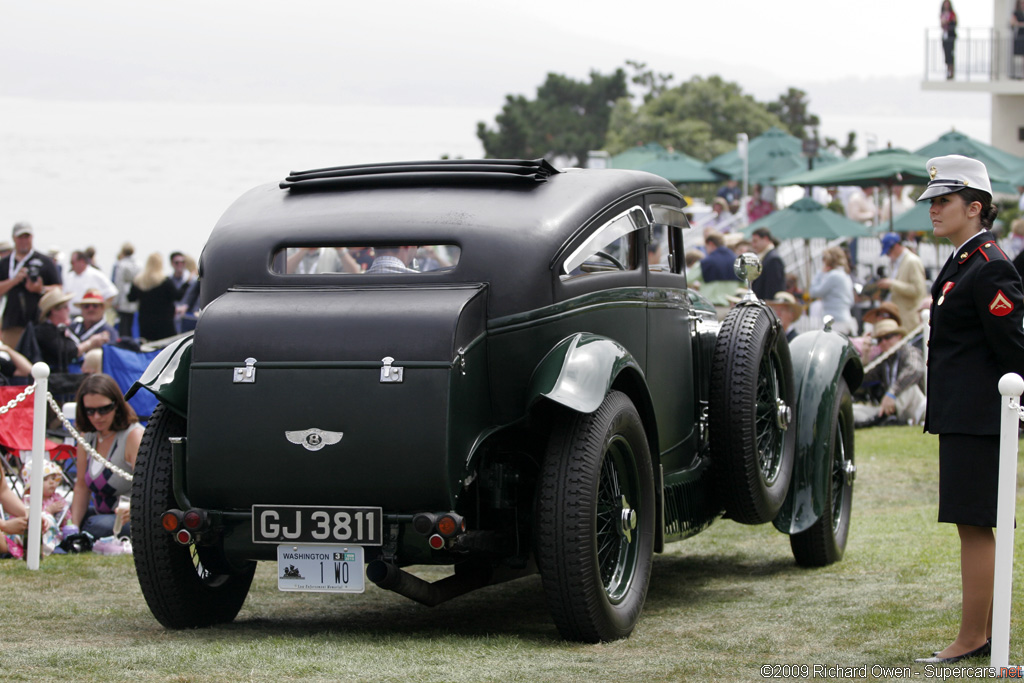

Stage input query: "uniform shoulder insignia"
[
  {"left": 989, "top": 289, "right": 1014, "bottom": 316},
  {"left": 982, "top": 241, "right": 1009, "bottom": 260}
]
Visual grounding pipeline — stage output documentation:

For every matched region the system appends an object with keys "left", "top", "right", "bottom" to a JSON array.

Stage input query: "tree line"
[{"left": 476, "top": 61, "right": 857, "bottom": 166}]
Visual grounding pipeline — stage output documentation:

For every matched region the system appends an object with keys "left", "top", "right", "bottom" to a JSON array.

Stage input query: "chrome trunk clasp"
[
  {"left": 380, "top": 356, "right": 404, "bottom": 383},
  {"left": 233, "top": 357, "right": 257, "bottom": 384}
]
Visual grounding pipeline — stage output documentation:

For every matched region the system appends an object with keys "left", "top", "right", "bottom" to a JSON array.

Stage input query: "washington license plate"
[{"left": 277, "top": 544, "right": 365, "bottom": 593}]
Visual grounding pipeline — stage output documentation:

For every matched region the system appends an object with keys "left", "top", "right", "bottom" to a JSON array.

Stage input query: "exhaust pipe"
[{"left": 365, "top": 560, "right": 531, "bottom": 607}]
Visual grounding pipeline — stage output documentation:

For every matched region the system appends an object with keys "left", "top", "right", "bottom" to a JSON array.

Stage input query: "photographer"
[{"left": 0, "top": 222, "right": 61, "bottom": 348}]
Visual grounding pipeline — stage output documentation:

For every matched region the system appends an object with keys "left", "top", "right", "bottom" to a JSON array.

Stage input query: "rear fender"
[
  {"left": 125, "top": 335, "right": 193, "bottom": 418},
  {"left": 773, "top": 329, "right": 863, "bottom": 535},
  {"left": 528, "top": 332, "right": 642, "bottom": 415}
]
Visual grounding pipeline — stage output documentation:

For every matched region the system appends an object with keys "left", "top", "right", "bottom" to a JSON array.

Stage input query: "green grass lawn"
[{"left": 1, "top": 426, "right": 1022, "bottom": 682}]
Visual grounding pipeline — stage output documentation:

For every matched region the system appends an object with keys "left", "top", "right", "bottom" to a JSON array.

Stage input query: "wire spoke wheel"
[
  {"left": 595, "top": 436, "right": 640, "bottom": 601},
  {"left": 535, "top": 391, "right": 654, "bottom": 642},
  {"left": 790, "top": 379, "right": 854, "bottom": 567},
  {"left": 754, "top": 349, "right": 785, "bottom": 485},
  {"left": 710, "top": 303, "right": 795, "bottom": 524}
]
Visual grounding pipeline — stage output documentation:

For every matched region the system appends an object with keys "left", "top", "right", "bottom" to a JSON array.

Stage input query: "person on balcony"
[
  {"left": 940, "top": 1, "right": 957, "bottom": 80},
  {"left": 1012, "top": 0, "right": 1024, "bottom": 78}
]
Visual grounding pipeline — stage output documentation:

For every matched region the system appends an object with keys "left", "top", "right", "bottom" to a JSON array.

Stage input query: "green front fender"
[
  {"left": 773, "top": 329, "right": 863, "bottom": 535},
  {"left": 125, "top": 334, "right": 193, "bottom": 418},
  {"left": 528, "top": 332, "right": 643, "bottom": 414}
]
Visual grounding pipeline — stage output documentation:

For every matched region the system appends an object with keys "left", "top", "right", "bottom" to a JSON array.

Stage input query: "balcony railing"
[{"left": 924, "top": 27, "right": 1024, "bottom": 82}]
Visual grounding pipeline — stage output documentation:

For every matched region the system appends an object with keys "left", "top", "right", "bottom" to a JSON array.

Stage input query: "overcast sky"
[
  {"left": 0, "top": 1, "right": 1006, "bottom": 263},
  {"left": 0, "top": 0, "right": 996, "bottom": 107}
]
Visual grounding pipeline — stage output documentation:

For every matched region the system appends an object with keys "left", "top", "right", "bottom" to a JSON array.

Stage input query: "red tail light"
[{"left": 161, "top": 510, "right": 183, "bottom": 532}]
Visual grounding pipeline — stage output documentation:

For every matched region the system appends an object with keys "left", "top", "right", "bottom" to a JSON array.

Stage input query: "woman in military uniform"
[{"left": 916, "top": 155, "right": 1024, "bottom": 664}]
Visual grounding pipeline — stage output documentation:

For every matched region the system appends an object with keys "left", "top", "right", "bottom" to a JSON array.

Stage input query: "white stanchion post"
[
  {"left": 26, "top": 362, "right": 50, "bottom": 571},
  {"left": 992, "top": 372, "right": 1023, "bottom": 670}
]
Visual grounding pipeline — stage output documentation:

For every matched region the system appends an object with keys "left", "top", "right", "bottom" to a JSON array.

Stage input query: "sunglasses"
[{"left": 84, "top": 403, "right": 116, "bottom": 417}]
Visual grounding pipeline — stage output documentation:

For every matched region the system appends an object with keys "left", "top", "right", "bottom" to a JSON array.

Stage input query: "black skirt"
[{"left": 938, "top": 433, "right": 999, "bottom": 527}]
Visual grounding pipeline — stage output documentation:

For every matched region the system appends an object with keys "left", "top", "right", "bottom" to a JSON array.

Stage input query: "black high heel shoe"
[{"left": 916, "top": 639, "right": 990, "bottom": 664}]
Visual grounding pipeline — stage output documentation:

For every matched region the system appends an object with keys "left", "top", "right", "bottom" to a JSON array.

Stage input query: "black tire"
[
  {"left": 535, "top": 391, "right": 655, "bottom": 642},
  {"left": 709, "top": 303, "right": 795, "bottom": 525},
  {"left": 131, "top": 404, "right": 256, "bottom": 628},
  {"left": 790, "top": 379, "right": 854, "bottom": 567}
]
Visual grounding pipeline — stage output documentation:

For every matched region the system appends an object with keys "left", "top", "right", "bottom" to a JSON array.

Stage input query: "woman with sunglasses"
[{"left": 69, "top": 373, "right": 143, "bottom": 540}]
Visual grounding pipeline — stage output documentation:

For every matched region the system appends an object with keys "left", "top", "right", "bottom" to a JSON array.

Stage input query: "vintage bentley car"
[{"left": 129, "top": 159, "right": 862, "bottom": 643}]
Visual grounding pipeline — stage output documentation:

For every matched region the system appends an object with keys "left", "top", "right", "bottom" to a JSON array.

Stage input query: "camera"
[{"left": 26, "top": 263, "right": 40, "bottom": 281}]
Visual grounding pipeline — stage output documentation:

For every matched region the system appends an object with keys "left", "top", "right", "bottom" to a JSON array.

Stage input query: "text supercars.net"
[{"left": 760, "top": 663, "right": 1023, "bottom": 679}]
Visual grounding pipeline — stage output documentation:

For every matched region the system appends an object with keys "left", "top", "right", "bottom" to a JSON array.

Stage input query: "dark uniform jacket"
[{"left": 926, "top": 231, "right": 1024, "bottom": 435}]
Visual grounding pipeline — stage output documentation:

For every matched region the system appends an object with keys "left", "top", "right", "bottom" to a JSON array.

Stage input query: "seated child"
[{"left": 6, "top": 459, "right": 69, "bottom": 559}]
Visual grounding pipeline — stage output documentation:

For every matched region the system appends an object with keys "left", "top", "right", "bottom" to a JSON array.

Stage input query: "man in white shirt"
[{"left": 64, "top": 250, "right": 117, "bottom": 316}]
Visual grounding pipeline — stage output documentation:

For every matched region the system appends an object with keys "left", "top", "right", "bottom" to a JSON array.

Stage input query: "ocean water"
[
  {"left": 0, "top": 98, "right": 492, "bottom": 271},
  {"left": 0, "top": 98, "right": 989, "bottom": 275}
]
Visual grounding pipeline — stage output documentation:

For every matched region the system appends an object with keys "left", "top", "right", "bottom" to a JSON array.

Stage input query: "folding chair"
[{"left": 0, "top": 386, "right": 66, "bottom": 498}]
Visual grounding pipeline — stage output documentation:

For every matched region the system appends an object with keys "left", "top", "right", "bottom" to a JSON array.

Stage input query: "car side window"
[{"left": 561, "top": 207, "right": 648, "bottom": 280}]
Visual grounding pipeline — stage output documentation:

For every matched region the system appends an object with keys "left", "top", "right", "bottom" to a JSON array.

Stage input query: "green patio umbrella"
[
  {"left": 706, "top": 126, "right": 842, "bottom": 184},
  {"left": 890, "top": 201, "right": 933, "bottom": 233},
  {"left": 607, "top": 142, "right": 669, "bottom": 170},
  {"left": 915, "top": 130, "right": 1024, "bottom": 195},
  {"left": 744, "top": 197, "right": 871, "bottom": 240},
  {"left": 638, "top": 150, "right": 721, "bottom": 184},
  {"left": 775, "top": 147, "right": 935, "bottom": 233},
  {"left": 775, "top": 147, "right": 933, "bottom": 188}
]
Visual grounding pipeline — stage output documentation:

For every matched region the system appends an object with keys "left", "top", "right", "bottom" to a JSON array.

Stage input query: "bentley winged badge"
[{"left": 285, "top": 428, "right": 344, "bottom": 452}]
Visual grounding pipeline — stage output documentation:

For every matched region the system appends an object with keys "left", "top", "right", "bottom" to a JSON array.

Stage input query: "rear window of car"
[{"left": 272, "top": 245, "right": 460, "bottom": 275}]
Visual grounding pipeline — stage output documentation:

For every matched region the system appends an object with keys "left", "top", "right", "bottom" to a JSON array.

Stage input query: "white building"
[{"left": 922, "top": 0, "right": 1024, "bottom": 157}]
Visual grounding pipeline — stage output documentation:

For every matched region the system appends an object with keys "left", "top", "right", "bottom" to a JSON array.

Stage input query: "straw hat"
[
  {"left": 766, "top": 291, "right": 803, "bottom": 320},
  {"left": 38, "top": 288, "right": 74, "bottom": 320},
  {"left": 871, "top": 318, "right": 907, "bottom": 339},
  {"left": 862, "top": 301, "right": 902, "bottom": 326}
]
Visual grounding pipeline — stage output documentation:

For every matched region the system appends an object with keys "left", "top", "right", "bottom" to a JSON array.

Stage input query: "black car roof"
[{"left": 199, "top": 160, "right": 681, "bottom": 317}]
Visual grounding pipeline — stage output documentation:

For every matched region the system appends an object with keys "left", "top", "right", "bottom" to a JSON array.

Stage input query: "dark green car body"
[{"left": 132, "top": 159, "right": 861, "bottom": 639}]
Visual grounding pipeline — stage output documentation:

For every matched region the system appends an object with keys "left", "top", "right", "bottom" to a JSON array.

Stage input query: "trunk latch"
[
  {"left": 380, "top": 356, "right": 404, "bottom": 383},
  {"left": 233, "top": 357, "right": 257, "bottom": 384}
]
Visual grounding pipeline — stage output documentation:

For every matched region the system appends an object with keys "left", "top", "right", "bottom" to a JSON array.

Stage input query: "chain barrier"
[
  {"left": 1010, "top": 397, "right": 1024, "bottom": 423},
  {"left": 0, "top": 383, "right": 35, "bottom": 415},
  {"left": 44, "top": 392, "right": 133, "bottom": 482}
]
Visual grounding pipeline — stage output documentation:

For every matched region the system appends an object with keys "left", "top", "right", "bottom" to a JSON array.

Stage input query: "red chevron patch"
[{"left": 989, "top": 290, "right": 1014, "bottom": 316}]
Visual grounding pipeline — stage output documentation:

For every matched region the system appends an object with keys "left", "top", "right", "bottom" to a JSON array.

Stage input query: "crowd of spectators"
[
  {"left": 683, "top": 175, "right": 1024, "bottom": 430},
  {"left": 0, "top": 221, "right": 203, "bottom": 558}
]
